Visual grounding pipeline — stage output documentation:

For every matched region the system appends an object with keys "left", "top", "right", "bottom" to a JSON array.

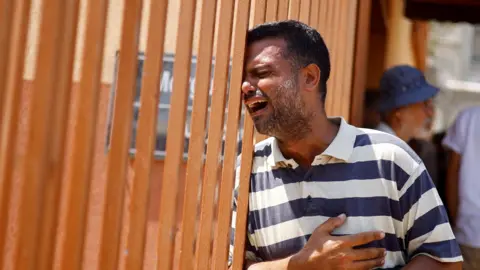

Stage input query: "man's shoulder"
[
  {"left": 353, "top": 127, "right": 423, "bottom": 166},
  {"left": 234, "top": 137, "right": 275, "bottom": 167},
  {"left": 459, "top": 105, "right": 480, "bottom": 117},
  {"left": 455, "top": 105, "right": 480, "bottom": 126},
  {"left": 253, "top": 137, "right": 275, "bottom": 157}
]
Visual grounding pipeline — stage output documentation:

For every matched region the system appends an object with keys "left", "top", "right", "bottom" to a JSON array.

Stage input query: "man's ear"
[{"left": 301, "top": 63, "right": 321, "bottom": 92}]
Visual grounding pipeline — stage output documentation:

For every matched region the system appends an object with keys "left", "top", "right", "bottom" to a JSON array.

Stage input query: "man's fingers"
[
  {"left": 314, "top": 214, "right": 347, "bottom": 235},
  {"left": 339, "top": 231, "right": 385, "bottom": 247},
  {"left": 348, "top": 248, "right": 386, "bottom": 261},
  {"left": 351, "top": 257, "right": 386, "bottom": 270}
]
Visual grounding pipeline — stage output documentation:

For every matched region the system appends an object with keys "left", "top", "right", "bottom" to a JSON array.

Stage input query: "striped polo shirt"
[{"left": 228, "top": 118, "right": 462, "bottom": 269}]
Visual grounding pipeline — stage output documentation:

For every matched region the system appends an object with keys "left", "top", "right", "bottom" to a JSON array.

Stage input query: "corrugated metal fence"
[{"left": 0, "top": 0, "right": 361, "bottom": 269}]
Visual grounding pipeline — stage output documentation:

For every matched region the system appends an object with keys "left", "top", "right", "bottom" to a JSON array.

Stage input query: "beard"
[
  {"left": 413, "top": 117, "right": 433, "bottom": 139},
  {"left": 254, "top": 76, "right": 313, "bottom": 141}
]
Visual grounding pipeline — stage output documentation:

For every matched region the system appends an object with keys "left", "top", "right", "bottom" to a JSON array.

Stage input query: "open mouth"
[{"left": 247, "top": 100, "right": 268, "bottom": 114}]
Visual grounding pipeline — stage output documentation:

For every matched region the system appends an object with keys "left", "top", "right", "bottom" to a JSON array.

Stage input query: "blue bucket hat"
[{"left": 378, "top": 65, "right": 439, "bottom": 112}]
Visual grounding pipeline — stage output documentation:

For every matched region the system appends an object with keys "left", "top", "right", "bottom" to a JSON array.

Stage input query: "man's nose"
[{"left": 241, "top": 81, "right": 256, "bottom": 95}]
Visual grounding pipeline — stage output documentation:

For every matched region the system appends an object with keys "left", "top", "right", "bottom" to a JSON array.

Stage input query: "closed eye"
[{"left": 255, "top": 70, "right": 271, "bottom": 78}]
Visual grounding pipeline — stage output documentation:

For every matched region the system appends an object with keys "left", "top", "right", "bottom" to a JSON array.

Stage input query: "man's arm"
[
  {"left": 403, "top": 150, "right": 462, "bottom": 270},
  {"left": 445, "top": 150, "right": 461, "bottom": 226},
  {"left": 403, "top": 255, "right": 462, "bottom": 270},
  {"left": 441, "top": 108, "right": 467, "bottom": 227},
  {"left": 400, "top": 163, "right": 463, "bottom": 268}
]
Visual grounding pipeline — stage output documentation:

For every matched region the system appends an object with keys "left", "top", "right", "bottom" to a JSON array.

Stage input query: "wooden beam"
[
  {"left": 339, "top": 0, "right": 359, "bottom": 120},
  {"left": 0, "top": 0, "right": 31, "bottom": 268},
  {"left": 231, "top": 117, "right": 255, "bottom": 270},
  {"left": 210, "top": 0, "right": 252, "bottom": 268},
  {"left": 59, "top": 0, "right": 109, "bottom": 268},
  {"left": 124, "top": 0, "right": 169, "bottom": 269},
  {"left": 98, "top": 0, "right": 144, "bottom": 268},
  {"left": 156, "top": 0, "right": 197, "bottom": 269},
  {"left": 299, "top": 0, "right": 311, "bottom": 24},
  {"left": 412, "top": 20, "right": 429, "bottom": 72},
  {"left": 288, "top": 0, "right": 300, "bottom": 20},
  {"left": 189, "top": 0, "right": 235, "bottom": 268},
  {"left": 36, "top": 0, "right": 80, "bottom": 268},
  {"left": 0, "top": 0, "right": 14, "bottom": 127},
  {"left": 350, "top": 0, "right": 372, "bottom": 127},
  {"left": 14, "top": 0, "right": 73, "bottom": 267}
]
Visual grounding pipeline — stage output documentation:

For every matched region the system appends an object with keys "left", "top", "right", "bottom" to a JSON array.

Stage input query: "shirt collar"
[
  {"left": 322, "top": 117, "right": 357, "bottom": 162},
  {"left": 376, "top": 122, "right": 396, "bottom": 136},
  {"left": 267, "top": 117, "right": 357, "bottom": 167}
]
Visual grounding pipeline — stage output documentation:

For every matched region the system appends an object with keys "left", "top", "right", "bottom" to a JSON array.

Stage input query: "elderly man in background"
[{"left": 376, "top": 65, "right": 440, "bottom": 187}]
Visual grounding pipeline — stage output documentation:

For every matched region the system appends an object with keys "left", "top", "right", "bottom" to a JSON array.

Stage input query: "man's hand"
[
  {"left": 246, "top": 214, "right": 386, "bottom": 270},
  {"left": 288, "top": 214, "right": 386, "bottom": 270}
]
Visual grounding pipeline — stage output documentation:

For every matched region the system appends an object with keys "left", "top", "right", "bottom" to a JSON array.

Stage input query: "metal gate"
[{"left": 0, "top": 0, "right": 362, "bottom": 269}]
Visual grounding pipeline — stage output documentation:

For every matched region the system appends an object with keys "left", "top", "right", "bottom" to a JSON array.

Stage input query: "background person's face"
[
  {"left": 241, "top": 38, "right": 312, "bottom": 140},
  {"left": 397, "top": 99, "right": 434, "bottom": 138}
]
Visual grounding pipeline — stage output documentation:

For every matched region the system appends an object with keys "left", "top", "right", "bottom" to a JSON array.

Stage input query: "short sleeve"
[
  {"left": 228, "top": 158, "right": 262, "bottom": 267},
  {"left": 400, "top": 164, "right": 463, "bottom": 263},
  {"left": 442, "top": 110, "right": 470, "bottom": 154}
]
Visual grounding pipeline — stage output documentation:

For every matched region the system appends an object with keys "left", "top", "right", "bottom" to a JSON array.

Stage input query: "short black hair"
[{"left": 246, "top": 20, "right": 331, "bottom": 102}]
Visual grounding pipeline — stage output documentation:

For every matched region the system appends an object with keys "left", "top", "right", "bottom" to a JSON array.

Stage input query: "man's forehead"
[{"left": 245, "top": 38, "right": 287, "bottom": 65}]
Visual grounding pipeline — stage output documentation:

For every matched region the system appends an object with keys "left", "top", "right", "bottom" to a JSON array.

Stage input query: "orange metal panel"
[
  {"left": 288, "top": 0, "right": 300, "bottom": 20},
  {"left": 231, "top": 116, "right": 255, "bottom": 270},
  {"left": 35, "top": 0, "right": 80, "bottom": 269},
  {"left": 231, "top": 1, "right": 267, "bottom": 267},
  {"left": 14, "top": 0, "right": 70, "bottom": 268},
  {"left": 251, "top": 0, "right": 268, "bottom": 145},
  {"left": 124, "top": 1, "right": 169, "bottom": 270},
  {"left": 210, "top": 0, "right": 252, "bottom": 269},
  {"left": 98, "top": 0, "right": 144, "bottom": 269},
  {"left": 0, "top": 0, "right": 13, "bottom": 126},
  {"left": 277, "top": 0, "right": 289, "bottom": 20},
  {"left": 156, "top": 0, "right": 197, "bottom": 269},
  {"left": 350, "top": 0, "right": 372, "bottom": 127},
  {"left": 324, "top": 0, "right": 339, "bottom": 115},
  {"left": 252, "top": 0, "right": 266, "bottom": 26},
  {"left": 174, "top": 0, "right": 219, "bottom": 268},
  {"left": 0, "top": 0, "right": 31, "bottom": 268},
  {"left": 317, "top": 0, "right": 328, "bottom": 35},
  {"left": 325, "top": 0, "right": 335, "bottom": 47},
  {"left": 336, "top": 0, "right": 352, "bottom": 119},
  {"left": 339, "top": 0, "right": 358, "bottom": 120},
  {"left": 189, "top": 0, "right": 235, "bottom": 269},
  {"left": 299, "top": 0, "right": 311, "bottom": 24},
  {"left": 265, "top": 0, "right": 279, "bottom": 21},
  {"left": 329, "top": 0, "right": 348, "bottom": 118},
  {"left": 59, "top": 0, "right": 109, "bottom": 269},
  {"left": 309, "top": 0, "right": 319, "bottom": 28}
]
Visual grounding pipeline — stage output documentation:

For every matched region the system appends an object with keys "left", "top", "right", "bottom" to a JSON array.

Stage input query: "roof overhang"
[{"left": 405, "top": 0, "right": 480, "bottom": 24}]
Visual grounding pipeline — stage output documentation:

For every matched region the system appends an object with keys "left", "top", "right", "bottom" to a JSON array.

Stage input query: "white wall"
[{"left": 428, "top": 22, "right": 480, "bottom": 132}]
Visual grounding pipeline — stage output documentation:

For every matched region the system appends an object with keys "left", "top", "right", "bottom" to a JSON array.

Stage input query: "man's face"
[
  {"left": 396, "top": 98, "right": 434, "bottom": 138},
  {"left": 242, "top": 38, "right": 312, "bottom": 140}
]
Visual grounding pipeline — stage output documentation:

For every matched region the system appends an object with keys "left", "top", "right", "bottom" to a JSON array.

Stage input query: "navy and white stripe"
[{"left": 228, "top": 118, "right": 462, "bottom": 269}]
